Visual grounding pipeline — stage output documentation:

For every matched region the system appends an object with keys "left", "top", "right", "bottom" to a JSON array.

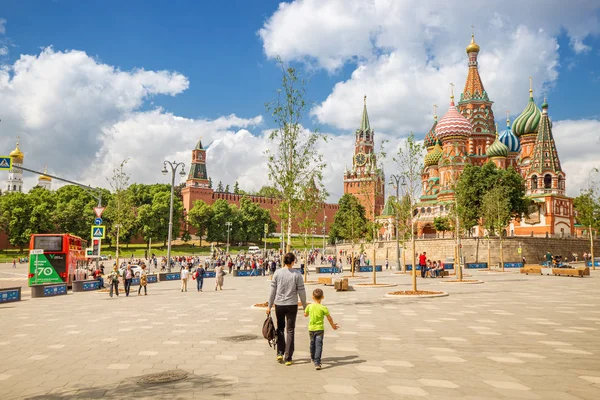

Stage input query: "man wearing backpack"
[{"left": 195, "top": 264, "right": 206, "bottom": 292}]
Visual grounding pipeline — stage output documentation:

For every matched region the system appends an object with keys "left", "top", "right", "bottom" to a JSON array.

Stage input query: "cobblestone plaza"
[{"left": 1, "top": 264, "right": 600, "bottom": 399}]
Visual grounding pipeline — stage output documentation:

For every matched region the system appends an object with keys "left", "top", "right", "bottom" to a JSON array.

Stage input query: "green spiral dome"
[
  {"left": 487, "top": 135, "right": 509, "bottom": 158},
  {"left": 512, "top": 97, "right": 541, "bottom": 137}
]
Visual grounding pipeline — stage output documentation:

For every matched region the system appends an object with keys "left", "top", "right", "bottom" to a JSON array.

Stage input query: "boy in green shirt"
[{"left": 303, "top": 288, "right": 339, "bottom": 370}]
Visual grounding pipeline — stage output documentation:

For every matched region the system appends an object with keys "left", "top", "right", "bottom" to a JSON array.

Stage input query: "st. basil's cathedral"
[{"left": 345, "top": 34, "right": 574, "bottom": 238}]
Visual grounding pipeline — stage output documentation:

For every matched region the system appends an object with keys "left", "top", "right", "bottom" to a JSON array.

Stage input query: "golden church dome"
[
  {"left": 466, "top": 34, "right": 480, "bottom": 54},
  {"left": 9, "top": 142, "right": 24, "bottom": 160}
]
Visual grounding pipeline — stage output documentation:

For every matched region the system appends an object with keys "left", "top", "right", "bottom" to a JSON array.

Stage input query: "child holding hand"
[{"left": 304, "top": 288, "right": 339, "bottom": 370}]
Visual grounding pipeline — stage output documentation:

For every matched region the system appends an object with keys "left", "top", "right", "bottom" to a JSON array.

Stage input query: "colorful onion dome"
[
  {"left": 424, "top": 119, "right": 437, "bottom": 148},
  {"left": 466, "top": 34, "right": 480, "bottom": 54},
  {"left": 435, "top": 100, "right": 472, "bottom": 140},
  {"left": 512, "top": 93, "right": 541, "bottom": 137},
  {"left": 424, "top": 140, "right": 443, "bottom": 167},
  {"left": 499, "top": 118, "right": 521, "bottom": 153},
  {"left": 487, "top": 128, "right": 509, "bottom": 158}
]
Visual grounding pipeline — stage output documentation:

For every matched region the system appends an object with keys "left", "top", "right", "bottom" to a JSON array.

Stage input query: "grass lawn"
[{"left": 0, "top": 236, "right": 326, "bottom": 262}]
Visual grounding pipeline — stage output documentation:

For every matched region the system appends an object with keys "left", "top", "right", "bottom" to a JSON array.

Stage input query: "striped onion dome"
[
  {"left": 424, "top": 119, "right": 437, "bottom": 148},
  {"left": 512, "top": 95, "right": 541, "bottom": 137},
  {"left": 499, "top": 118, "right": 521, "bottom": 153},
  {"left": 435, "top": 100, "right": 472, "bottom": 140},
  {"left": 487, "top": 130, "right": 509, "bottom": 158},
  {"left": 424, "top": 140, "right": 443, "bottom": 166}
]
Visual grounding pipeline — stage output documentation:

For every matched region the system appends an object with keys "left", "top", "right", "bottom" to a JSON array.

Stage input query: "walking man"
[
  {"left": 181, "top": 265, "right": 189, "bottom": 292},
  {"left": 195, "top": 264, "right": 205, "bottom": 292}
]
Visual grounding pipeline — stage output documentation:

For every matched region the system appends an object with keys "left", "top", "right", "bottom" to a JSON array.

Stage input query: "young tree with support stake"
[
  {"left": 393, "top": 133, "right": 423, "bottom": 291},
  {"left": 265, "top": 58, "right": 327, "bottom": 253},
  {"left": 574, "top": 173, "right": 599, "bottom": 270},
  {"left": 481, "top": 186, "right": 512, "bottom": 272}
]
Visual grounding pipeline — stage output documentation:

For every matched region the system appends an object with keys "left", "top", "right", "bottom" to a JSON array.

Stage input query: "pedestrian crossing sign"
[
  {"left": 0, "top": 156, "right": 12, "bottom": 170},
  {"left": 91, "top": 225, "right": 106, "bottom": 239}
]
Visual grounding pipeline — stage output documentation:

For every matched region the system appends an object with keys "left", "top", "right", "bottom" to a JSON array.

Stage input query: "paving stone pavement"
[{"left": 1, "top": 267, "right": 600, "bottom": 399}]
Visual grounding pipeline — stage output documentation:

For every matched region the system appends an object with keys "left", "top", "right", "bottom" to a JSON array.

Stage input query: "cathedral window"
[
  {"left": 531, "top": 175, "right": 538, "bottom": 190},
  {"left": 544, "top": 174, "right": 552, "bottom": 189}
]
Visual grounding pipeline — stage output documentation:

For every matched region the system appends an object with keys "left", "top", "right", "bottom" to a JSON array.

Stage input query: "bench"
[
  {"left": 552, "top": 267, "right": 589, "bottom": 277},
  {"left": 318, "top": 277, "right": 333, "bottom": 285},
  {"left": 334, "top": 278, "right": 349, "bottom": 291},
  {"left": 520, "top": 265, "right": 543, "bottom": 275},
  {"left": 31, "top": 283, "right": 68, "bottom": 298},
  {"left": 358, "top": 265, "right": 382, "bottom": 272}
]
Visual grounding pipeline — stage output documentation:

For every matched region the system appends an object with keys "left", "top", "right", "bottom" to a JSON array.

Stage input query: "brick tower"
[{"left": 343, "top": 96, "right": 385, "bottom": 220}]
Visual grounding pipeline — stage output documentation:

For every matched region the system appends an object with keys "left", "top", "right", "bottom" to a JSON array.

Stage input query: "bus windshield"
[{"left": 33, "top": 236, "right": 64, "bottom": 252}]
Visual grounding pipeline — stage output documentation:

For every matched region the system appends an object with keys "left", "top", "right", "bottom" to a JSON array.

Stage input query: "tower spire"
[
  {"left": 433, "top": 104, "right": 438, "bottom": 120},
  {"left": 360, "top": 95, "right": 370, "bottom": 132},
  {"left": 506, "top": 110, "right": 510, "bottom": 126},
  {"left": 450, "top": 83, "right": 455, "bottom": 104},
  {"left": 529, "top": 76, "right": 533, "bottom": 98}
]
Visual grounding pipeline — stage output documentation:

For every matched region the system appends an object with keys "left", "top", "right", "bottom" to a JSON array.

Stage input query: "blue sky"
[
  {"left": 1, "top": 0, "right": 599, "bottom": 199},
  {"left": 2, "top": 0, "right": 598, "bottom": 131}
]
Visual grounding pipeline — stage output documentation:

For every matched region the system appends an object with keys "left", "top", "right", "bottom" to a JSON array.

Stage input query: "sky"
[{"left": 1, "top": 0, "right": 599, "bottom": 201}]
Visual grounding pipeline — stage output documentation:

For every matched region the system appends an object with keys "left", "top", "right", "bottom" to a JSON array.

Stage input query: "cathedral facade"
[{"left": 418, "top": 35, "right": 574, "bottom": 237}]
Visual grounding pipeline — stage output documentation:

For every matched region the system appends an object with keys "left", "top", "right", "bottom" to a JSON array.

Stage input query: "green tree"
[
  {"left": 455, "top": 163, "right": 529, "bottom": 231},
  {"left": 208, "top": 177, "right": 213, "bottom": 189},
  {"left": 233, "top": 181, "right": 240, "bottom": 194},
  {"left": 105, "top": 159, "right": 137, "bottom": 252},
  {"left": 53, "top": 185, "right": 97, "bottom": 239},
  {"left": 206, "top": 199, "right": 235, "bottom": 244},
  {"left": 254, "top": 185, "right": 282, "bottom": 198},
  {"left": 433, "top": 216, "right": 452, "bottom": 238},
  {"left": 187, "top": 200, "right": 213, "bottom": 245},
  {"left": 137, "top": 191, "right": 182, "bottom": 246},
  {"left": 574, "top": 183, "right": 600, "bottom": 268},
  {"left": 393, "top": 132, "right": 423, "bottom": 286},
  {"left": 329, "top": 194, "right": 368, "bottom": 243},
  {"left": 265, "top": 59, "right": 327, "bottom": 252},
  {"left": 234, "top": 197, "right": 276, "bottom": 244},
  {"left": 217, "top": 181, "right": 224, "bottom": 192},
  {"left": 481, "top": 186, "right": 512, "bottom": 271},
  {"left": 225, "top": 184, "right": 230, "bottom": 193},
  {"left": 0, "top": 192, "right": 33, "bottom": 250}
]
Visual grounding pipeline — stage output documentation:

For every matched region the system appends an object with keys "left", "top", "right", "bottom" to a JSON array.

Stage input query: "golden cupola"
[
  {"left": 466, "top": 34, "right": 480, "bottom": 54},
  {"left": 10, "top": 141, "right": 24, "bottom": 162}
]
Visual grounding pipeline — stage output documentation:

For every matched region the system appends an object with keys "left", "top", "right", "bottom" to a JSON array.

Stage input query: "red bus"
[{"left": 28, "top": 234, "right": 88, "bottom": 287}]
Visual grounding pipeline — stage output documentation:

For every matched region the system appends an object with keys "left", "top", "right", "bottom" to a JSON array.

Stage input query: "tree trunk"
[
  {"left": 500, "top": 236, "right": 504, "bottom": 272},
  {"left": 286, "top": 203, "right": 292, "bottom": 253}
]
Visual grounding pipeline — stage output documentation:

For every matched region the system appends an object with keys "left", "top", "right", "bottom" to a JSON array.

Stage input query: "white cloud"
[
  {"left": 552, "top": 118, "right": 600, "bottom": 196},
  {"left": 261, "top": 0, "right": 599, "bottom": 134},
  {"left": 0, "top": 18, "right": 6, "bottom": 35},
  {"left": 0, "top": 46, "right": 7, "bottom": 56},
  {"left": 571, "top": 38, "right": 591, "bottom": 54}
]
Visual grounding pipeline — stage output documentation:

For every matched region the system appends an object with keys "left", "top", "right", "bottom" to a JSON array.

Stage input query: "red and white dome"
[{"left": 435, "top": 101, "right": 472, "bottom": 140}]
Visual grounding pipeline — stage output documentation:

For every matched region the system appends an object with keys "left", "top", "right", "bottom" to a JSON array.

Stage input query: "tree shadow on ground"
[
  {"left": 319, "top": 355, "right": 366, "bottom": 370},
  {"left": 25, "top": 371, "right": 243, "bottom": 400}
]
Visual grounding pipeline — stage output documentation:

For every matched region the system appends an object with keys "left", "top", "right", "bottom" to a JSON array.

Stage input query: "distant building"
[
  {"left": 6, "top": 140, "right": 24, "bottom": 193},
  {"left": 181, "top": 139, "right": 338, "bottom": 235}
]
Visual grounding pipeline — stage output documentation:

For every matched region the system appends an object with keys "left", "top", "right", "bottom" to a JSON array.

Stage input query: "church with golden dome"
[
  {"left": 417, "top": 35, "right": 573, "bottom": 237},
  {"left": 4, "top": 140, "right": 52, "bottom": 193}
]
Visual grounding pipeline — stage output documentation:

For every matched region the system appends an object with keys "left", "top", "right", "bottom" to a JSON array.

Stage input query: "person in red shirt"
[{"left": 419, "top": 252, "right": 427, "bottom": 278}]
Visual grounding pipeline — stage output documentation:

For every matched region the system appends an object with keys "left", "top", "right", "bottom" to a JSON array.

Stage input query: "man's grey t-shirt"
[{"left": 268, "top": 268, "right": 307, "bottom": 309}]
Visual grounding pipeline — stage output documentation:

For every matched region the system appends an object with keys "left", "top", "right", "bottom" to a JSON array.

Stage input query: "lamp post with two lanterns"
[{"left": 162, "top": 160, "right": 186, "bottom": 272}]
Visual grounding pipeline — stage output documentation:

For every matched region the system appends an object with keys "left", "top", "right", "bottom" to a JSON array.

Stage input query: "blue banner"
[
  {"left": 586, "top": 261, "right": 600, "bottom": 267},
  {"left": 235, "top": 269, "right": 264, "bottom": 277},
  {"left": 503, "top": 262, "right": 523, "bottom": 268},
  {"left": 147, "top": 275, "right": 158, "bottom": 283},
  {"left": 82, "top": 281, "right": 101, "bottom": 291},
  {"left": 316, "top": 267, "right": 341, "bottom": 274},
  {"left": 43, "top": 284, "right": 67, "bottom": 296},
  {"left": 466, "top": 263, "right": 488, "bottom": 269},
  {"left": 359, "top": 265, "right": 382, "bottom": 272},
  {"left": 0, "top": 288, "right": 20, "bottom": 303},
  {"left": 166, "top": 273, "right": 180, "bottom": 281}
]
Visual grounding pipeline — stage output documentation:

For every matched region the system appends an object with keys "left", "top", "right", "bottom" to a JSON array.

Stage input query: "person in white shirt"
[{"left": 180, "top": 266, "right": 190, "bottom": 292}]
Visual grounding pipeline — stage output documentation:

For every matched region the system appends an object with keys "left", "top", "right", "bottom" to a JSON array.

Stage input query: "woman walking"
[
  {"left": 108, "top": 266, "right": 121, "bottom": 298},
  {"left": 266, "top": 252, "right": 307, "bottom": 366},
  {"left": 138, "top": 264, "right": 148, "bottom": 296},
  {"left": 215, "top": 264, "right": 225, "bottom": 291}
]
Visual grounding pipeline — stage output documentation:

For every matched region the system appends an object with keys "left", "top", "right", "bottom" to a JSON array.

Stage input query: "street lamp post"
[
  {"left": 225, "top": 221, "right": 232, "bottom": 255},
  {"left": 588, "top": 168, "right": 599, "bottom": 270},
  {"left": 162, "top": 160, "right": 186, "bottom": 272},
  {"left": 322, "top": 215, "right": 327, "bottom": 259},
  {"left": 389, "top": 174, "right": 402, "bottom": 272}
]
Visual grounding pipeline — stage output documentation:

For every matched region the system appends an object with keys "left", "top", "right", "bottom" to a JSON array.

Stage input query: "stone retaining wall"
[{"left": 332, "top": 237, "right": 600, "bottom": 265}]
